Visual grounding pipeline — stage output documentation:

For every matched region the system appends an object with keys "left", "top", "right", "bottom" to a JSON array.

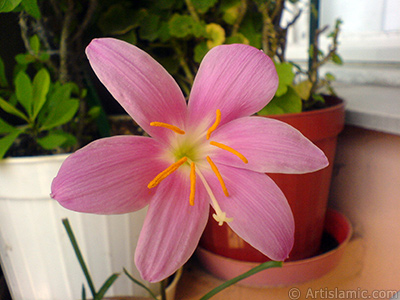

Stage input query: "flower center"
[{"left": 147, "top": 109, "right": 248, "bottom": 226}]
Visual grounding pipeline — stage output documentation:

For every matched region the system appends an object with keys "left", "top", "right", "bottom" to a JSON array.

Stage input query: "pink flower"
[{"left": 51, "top": 38, "right": 328, "bottom": 282}]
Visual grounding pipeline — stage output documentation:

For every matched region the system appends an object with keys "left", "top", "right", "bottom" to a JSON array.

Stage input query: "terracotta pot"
[
  {"left": 197, "top": 209, "right": 352, "bottom": 286},
  {"left": 199, "top": 96, "right": 345, "bottom": 262}
]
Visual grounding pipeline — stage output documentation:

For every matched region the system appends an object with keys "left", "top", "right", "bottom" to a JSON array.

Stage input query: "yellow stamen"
[
  {"left": 206, "top": 156, "right": 229, "bottom": 197},
  {"left": 206, "top": 109, "right": 221, "bottom": 140},
  {"left": 150, "top": 122, "right": 185, "bottom": 134},
  {"left": 148, "top": 157, "right": 187, "bottom": 188},
  {"left": 210, "top": 141, "right": 248, "bottom": 164},
  {"left": 189, "top": 162, "right": 196, "bottom": 206}
]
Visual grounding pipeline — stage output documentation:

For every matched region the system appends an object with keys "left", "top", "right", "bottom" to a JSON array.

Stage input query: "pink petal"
[
  {"left": 203, "top": 164, "right": 294, "bottom": 261},
  {"left": 51, "top": 136, "right": 167, "bottom": 214},
  {"left": 187, "top": 44, "right": 278, "bottom": 132},
  {"left": 86, "top": 38, "right": 187, "bottom": 142},
  {"left": 135, "top": 171, "right": 209, "bottom": 282},
  {"left": 210, "top": 116, "right": 329, "bottom": 173}
]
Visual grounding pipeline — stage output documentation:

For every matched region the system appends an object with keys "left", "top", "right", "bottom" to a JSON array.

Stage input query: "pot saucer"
[{"left": 196, "top": 209, "right": 352, "bottom": 287}]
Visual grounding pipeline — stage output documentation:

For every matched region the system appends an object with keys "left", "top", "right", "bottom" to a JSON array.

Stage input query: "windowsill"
[{"left": 334, "top": 83, "right": 400, "bottom": 136}]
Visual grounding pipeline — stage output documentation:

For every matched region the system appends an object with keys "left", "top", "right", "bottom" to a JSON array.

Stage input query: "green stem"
[
  {"left": 184, "top": 0, "right": 200, "bottom": 22},
  {"left": 59, "top": 0, "right": 74, "bottom": 83},
  {"left": 258, "top": 3, "right": 276, "bottom": 58},
  {"left": 231, "top": 0, "right": 247, "bottom": 36},
  {"left": 173, "top": 43, "right": 194, "bottom": 85},
  {"left": 123, "top": 268, "right": 158, "bottom": 300},
  {"left": 199, "top": 261, "right": 282, "bottom": 300},
  {"left": 62, "top": 218, "right": 97, "bottom": 299}
]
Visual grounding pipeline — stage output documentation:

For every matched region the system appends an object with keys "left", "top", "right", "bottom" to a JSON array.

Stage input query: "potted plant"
[
  {"left": 94, "top": 0, "right": 345, "bottom": 273},
  {"left": 200, "top": 5, "right": 345, "bottom": 263},
  {"left": 0, "top": 2, "right": 151, "bottom": 299}
]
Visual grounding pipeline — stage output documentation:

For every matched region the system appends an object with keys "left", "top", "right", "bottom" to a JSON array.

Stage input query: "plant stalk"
[{"left": 199, "top": 261, "right": 282, "bottom": 300}]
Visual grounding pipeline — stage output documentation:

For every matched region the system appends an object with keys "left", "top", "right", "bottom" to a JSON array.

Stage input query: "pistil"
[{"left": 195, "top": 166, "right": 233, "bottom": 226}]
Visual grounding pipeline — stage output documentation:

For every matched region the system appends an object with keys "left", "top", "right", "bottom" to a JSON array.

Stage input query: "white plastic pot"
[{"left": 0, "top": 154, "right": 149, "bottom": 300}]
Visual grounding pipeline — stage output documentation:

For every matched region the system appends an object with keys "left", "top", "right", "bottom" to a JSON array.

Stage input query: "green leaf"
[
  {"left": 39, "top": 82, "right": 80, "bottom": 130},
  {"left": 238, "top": 15, "right": 262, "bottom": 49},
  {"left": 15, "top": 71, "right": 33, "bottom": 117},
  {"left": 124, "top": 268, "right": 158, "bottom": 300},
  {"left": 225, "top": 33, "right": 250, "bottom": 45},
  {"left": 0, "top": 56, "right": 8, "bottom": 87},
  {"left": 157, "top": 21, "right": 171, "bottom": 43},
  {"left": 37, "top": 132, "right": 68, "bottom": 150},
  {"left": 0, "top": 118, "right": 16, "bottom": 134},
  {"left": 32, "top": 68, "right": 50, "bottom": 119},
  {"left": 87, "top": 106, "right": 101, "bottom": 120},
  {"left": 39, "top": 52, "right": 50, "bottom": 62},
  {"left": 275, "top": 62, "right": 295, "bottom": 97},
  {"left": 118, "top": 30, "right": 137, "bottom": 45},
  {"left": 293, "top": 80, "right": 312, "bottom": 100},
  {"left": 0, "top": 129, "right": 23, "bottom": 159},
  {"left": 29, "top": 35, "right": 40, "bottom": 54},
  {"left": 95, "top": 273, "right": 120, "bottom": 300},
  {"left": 62, "top": 219, "right": 97, "bottom": 299},
  {"left": 258, "top": 86, "right": 302, "bottom": 115},
  {"left": 139, "top": 13, "right": 160, "bottom": 42},
  {"left": 168, "top": 14, "right": 205, "bottom": 38},
  {"left": 15, "top": 53, "right": 36, "bottom": 65},
  {"left": 0, "top": 0, "right": 22, "bottom": 12},
  {"left": 82, "top": 285, "right": 86, "bottom": 300},
  {"left": 192, "top": 0, "right": 218, "bottom": 13},
  {"left": 222, "top": 0, "right": 241, "bottom": 25},
  {"left": 325, "top": 72, "right": 336, "bottom": 82},
  {"left": 206, "top": 23, "right": 225, "bottom": 48},
  {"left": 0, "top": 96, "right": 29, "bottom": 122},
  {"left": 332, "top": 53, "right": 343, "bottom": 65},
  {"left": 21, "top": 0, "right": 41, "bottom": 19},
  {"left": 312, "top": 93, "right": 325, "bottom": 103},
  {"left": 98, "top": 4, "right": 142, "bottom": 35},
  {"left": 40, "top": 97, "right": 79, "bottom": 130},
  {"left": 194, "top": 42, "right": 209, "bottom": 63},
  {"left": 168, "top": 14, "right": 191, "bottom": 38},
  {"left": 51, "top": 130, "right": 77, "bottom": 148},
  {"left": 199, "top": 261, "right": 282, "bottom": 300}
]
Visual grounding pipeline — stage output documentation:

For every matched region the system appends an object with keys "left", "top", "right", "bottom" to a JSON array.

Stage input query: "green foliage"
[
  {"left": 275, "top": 62, "right": 295, "bottom": 97},
  {"left": 168, "top": 14, "right": 206, "bottom": 38},
  {"left": 63, "top": 219, "right": 120, "bottom": 300},
  {"left": 21, "top": 0, "right": 41, "bottom": 19},
  {"left": 0, "top": 1, "right": 108, "bottom": 158},
  {"left": 0, "top": 35, "right": 83, "bottom": 158},
  {"left": 95, "top": 0, "right": 342, "bottom": 108},
  {"left": 258, "top": 87, "right": 302, "bottom": 116},
  {"left": 192, "top": 0, "right": 218, "bottom": 13},
  {"left": 0, "top": 0, "right": 40, "bottom": 18},
  {"left": 0, "top": 56, "right": 8, "bottom": 87},
  {"left": 0, "top": 0, "right": 22, "bottom": 12},
  {"left": 0, "top": 66, "right": 81, "bottom": 158}
]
